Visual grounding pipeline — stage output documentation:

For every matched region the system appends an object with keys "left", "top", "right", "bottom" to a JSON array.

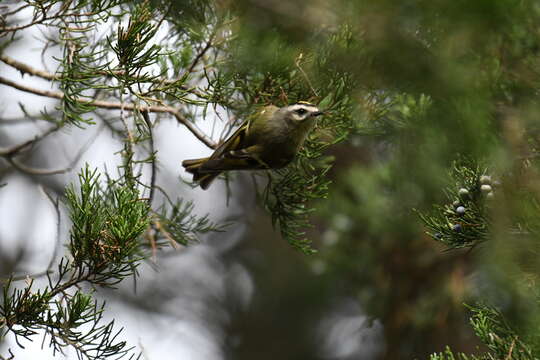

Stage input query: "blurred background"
[{"left": 2, "top": 0, "right": 540, "bottom": 359}]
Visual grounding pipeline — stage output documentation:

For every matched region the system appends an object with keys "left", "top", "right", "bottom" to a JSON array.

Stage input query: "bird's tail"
[{"left": 182, "top": 157, "right": 221, "bottom": 190}]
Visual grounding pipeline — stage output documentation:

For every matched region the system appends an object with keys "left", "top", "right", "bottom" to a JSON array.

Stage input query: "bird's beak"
[{"left": 312, "top": 111, "right": 324, "bottom": 117}]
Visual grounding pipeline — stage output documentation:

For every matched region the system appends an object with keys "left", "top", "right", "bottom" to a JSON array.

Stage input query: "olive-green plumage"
[{"left": 182, "top": 103, "right": 323, "bottom": 189}]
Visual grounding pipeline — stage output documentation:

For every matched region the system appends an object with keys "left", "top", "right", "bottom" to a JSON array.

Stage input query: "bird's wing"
[
  {"left": 209, "top": 119, "right": 251, "bottom": 161},
  {"left": 209, "top": 105, "right": 275, "bottom": 160},
  {"left": 199, "top": 145, "right": 268, "bottom": 173}
]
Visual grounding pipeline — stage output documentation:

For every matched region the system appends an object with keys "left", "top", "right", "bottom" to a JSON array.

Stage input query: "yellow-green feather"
[{"left": 181, "top": 106, "right": 279, "bottom": 189}]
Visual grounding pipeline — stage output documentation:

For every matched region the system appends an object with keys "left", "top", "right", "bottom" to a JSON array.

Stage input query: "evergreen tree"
[{"left": 2, "top": 1, "right": 540, "bottom": 359}]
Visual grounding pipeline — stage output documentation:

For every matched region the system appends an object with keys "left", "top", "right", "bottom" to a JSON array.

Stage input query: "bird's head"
[{"left": 280, "top": 102, "right": 324, "bottom": 125}]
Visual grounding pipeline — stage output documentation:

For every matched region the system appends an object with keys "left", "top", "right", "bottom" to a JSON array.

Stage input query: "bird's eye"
[{"left": 295, "top": 108, "right": 307, "bottom": 115}]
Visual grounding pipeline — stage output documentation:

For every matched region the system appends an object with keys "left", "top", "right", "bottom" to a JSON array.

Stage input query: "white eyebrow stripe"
[{"left": 289, "top": 104, "right": 319, "bottom": 111}]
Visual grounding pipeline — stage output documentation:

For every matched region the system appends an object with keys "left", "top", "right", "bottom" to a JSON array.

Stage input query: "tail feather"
[
  {"left": 182, "top": 158, "right": 207, "bottom": 174},
  {"left": 182, "top": 157, "right": 221, "bottom": 190},
  {"left": 197, "top": 173, "right": 220, "bottom": 190}
]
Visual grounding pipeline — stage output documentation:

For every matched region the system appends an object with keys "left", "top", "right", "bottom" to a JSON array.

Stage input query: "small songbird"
[{"left": 182, "top": 102, "right": 324, "bottom": 189}]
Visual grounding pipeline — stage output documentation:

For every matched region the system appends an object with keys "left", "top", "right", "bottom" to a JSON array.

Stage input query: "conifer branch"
[
  {"left": 0, "top": 54, "right": 59, "bottom": 81},
  {"left": 0, "top": 54, "right": 211, "bottom": 108},
  {"left": 0, "top": 76, "right": 217, "bottom": 148}
]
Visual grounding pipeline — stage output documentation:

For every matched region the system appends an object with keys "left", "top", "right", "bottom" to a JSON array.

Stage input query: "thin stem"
[
  {"left": 40, "top": 186, "right": 63, "bottom": 272},
  {"left": 0, "top": 76, "right": 216, "bottom": 149},
  {"left": 0, "top": 125, "right": 61, "bottom": 157},
  {"left": 141, "top": 110, "right": 157, "bottom": 207},
  {"left": 187, "top": 33, "right": 214, "bottom": 74},
  {"left": 0, "top": 54, "right": 209, "bottom": 99}
]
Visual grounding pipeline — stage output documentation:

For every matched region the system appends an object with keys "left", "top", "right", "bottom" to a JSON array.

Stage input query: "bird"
[{"left": 182, "top": 102, "right": 324, "bottom": 189}]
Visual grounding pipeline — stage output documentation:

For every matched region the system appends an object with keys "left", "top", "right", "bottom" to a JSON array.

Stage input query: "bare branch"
[
  {"left": 141, "top": 110, "right": 157, "bottom": 207},
  {"left": 0, "top": 347, "right": 15, "bottom": 360},
  {"left": 6, "top": 157, "right": 72, "bottom": 176},
  {"left": 0, "top": 5, "right": 103, "bottom": 34},
  {"left": 0, "top": 54, "right": 59, "bottom": 81},
  {"left": 295, "top": 53, "right": 319, "bottom": 98},
  {"left": 3, "top": 121, "right": 104, "bottom": 176},
  {"left": 0, "top": 75, "right": 217, "bottom": 148},
  {"left": 1, "top": 3, "right": 33, "bottom": 18},
  {"left": 1, "top": 54, "right": 210, "bottom": 100},
  {"left": 187, "top": 32, "right": 215, "bottom": 74},
  {"left": 0, "top": 109, "right": 62, "bottom": 125},
  {"left": 40, "top": 185, "right": 63, "bottom": 272},
  {"left": 0, "top": 125, "right": 61, "bottom": 157}
]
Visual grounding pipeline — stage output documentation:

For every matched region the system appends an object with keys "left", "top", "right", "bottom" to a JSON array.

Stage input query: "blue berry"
[
  {"left": 456, "top": 206, "right": 465, "bottom": 215},
  {"left": 452, "top": 224, "right": 462, "bottom": 232}
]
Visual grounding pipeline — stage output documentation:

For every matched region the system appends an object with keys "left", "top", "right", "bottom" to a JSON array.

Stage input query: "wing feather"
[{"left": 208, "top": 120, "right": 250, "bottom": 160}]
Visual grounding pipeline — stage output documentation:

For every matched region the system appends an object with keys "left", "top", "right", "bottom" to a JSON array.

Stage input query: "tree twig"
[
  {"left": 141, "top": 110, "right": 157, "bottom": 207},
  {"left": 0, "top": 54, "right": 209, "bottom": 100},
  {"left": 40, "top": 185, "right": 63, "bottom": 272},
  {"left": 6, "top": 157, "right": 72, "bottom": 176},
  {"left": 504, "top": 337, "right": 516, "bottom": 360},
  {"left": 0, "top": 347, "right": 15, "bottom": 360},
  {"left": 295, "top": 53, "right": 318, "bottom": 98},
  {"left": 187, "top": 33, "right": 215, "bottom": 74},
  {"left": 3, "top": 121, "right": 104, "bottom": 176},
  {"left": 0, "top": 75, "right": 217, "bottom": 148},
  {"left": 0, "top": 6, "right": 102, "bottom": 34},
  {"left": 0, "top": 54, "right": 59, "bottom": 81},
  {"left": 0, "top": 125, "right": 61, "bottom": 157}
]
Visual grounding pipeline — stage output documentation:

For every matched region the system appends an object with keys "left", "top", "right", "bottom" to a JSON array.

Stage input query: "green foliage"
[
  {"left": 222, "top": 25, "right": 359, "bottom": 253},
  {"left": 261, "top": 92, "right": 356, "bottom": 253},
  {"left": 430, "top": 347, "right": 471, "bottom": 360},
  {"left": 1, "top": 279, "right": 52, "bottom": 341},
  {"left": 5, "top": 0, "right": 540, "bottom": 358},
  {"left": 1, "top": 0, "right": 238, "bottom": 355},
  {"left": 57, "top": 1, "right": 119, "bottom": 127},
  {"left": 111, "top": 3, "right": 161, "bottom": 81},
  {"left": 42, "top": 291, "right": 136, "bottom": 360},
  {"left": 417, "top": 160, "right": 494, "bottom": 249},
  {"left": 357, "top": 92, "right": 432, "bottom": 138},
  {"left": 469, "top": 304, "right": 534, "bottom": 360},
  {"left": 0, "top": 164, "right": 157, "bottom": 358},
  {"left": 430, "top": 304, "right": 536, "bottom": 360},
  {"left": 0, "top": 276, "right": 138, "bottom": 360},
  {"left": 66, "top": 166, "right": 149, "bottom": 283},
  {"left": 264, "top": 157, "right": 331, "bottom": 254},
  {"left": 59, "top": 22, "right": 99, "bottom": 126},
  {"left": 154, "top": 198, "right": 226, "bottom": 246}
]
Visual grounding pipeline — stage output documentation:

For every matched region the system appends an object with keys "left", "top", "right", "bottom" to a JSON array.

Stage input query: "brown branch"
[
  {"left": 0, "top": 75, "right": 217, "bottom": 148},
  {"left": 504, "top": 338, "right": 516, "bottom": 360},
  {"left": 1, "top": 3, "right": 33, "bottom": 18},
  {"left": 1, "top": 14, "right": 49, "bottom": 33},
  {"left": 0, "top": 54, "right": 59, "bottom": 80},
  {"left": 1, "top": 54, "right": 209, "bottom": 100},
  {"left": 141, "top": 110, "right": 157, "bottom": 207},
  {"left": 0, "top": 5, "right": 102, "bottom": 34},
  {"left": 295, "top": 52, "right": 319, "bottom": 98}
]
